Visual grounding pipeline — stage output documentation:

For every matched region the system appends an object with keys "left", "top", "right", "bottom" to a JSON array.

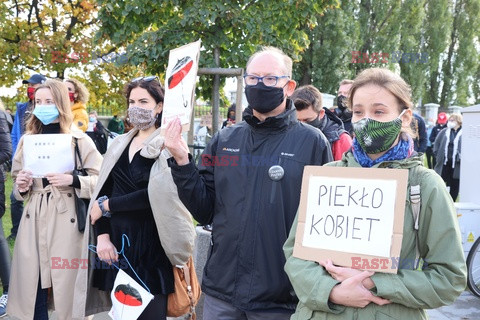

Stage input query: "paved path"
[
  {"left": 4, "top": 290, "right": 477, "bottom": 319},
  {"left": 427, "top": 291, "right": 480, "bottom": 320}
]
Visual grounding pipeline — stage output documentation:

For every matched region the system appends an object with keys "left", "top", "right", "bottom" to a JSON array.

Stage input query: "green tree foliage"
[
  {"left": 0, "top": 0, "right": 97, "bottom": 82},
  {"left": 95, "top": 0, "right": 339, "bottom": 101},
  {"left": 1, "top": 0, "right": 479, "bottom": 112},
  {"left": 293, "top": 1, "right": 359, "bottom": 94},
  {"left": 0, "top": 0, "right": 141, "bottom": 115},
  {"left": 295, "top": 0, "right": 480, "bottom": 107},
  {"left": 438, "top": 0, "right": 480, "bottom": 106}
]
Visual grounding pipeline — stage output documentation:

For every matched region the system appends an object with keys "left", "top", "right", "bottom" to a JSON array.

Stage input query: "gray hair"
[{"left": 246, "top": 46, "right": 293, "bottom": 78}]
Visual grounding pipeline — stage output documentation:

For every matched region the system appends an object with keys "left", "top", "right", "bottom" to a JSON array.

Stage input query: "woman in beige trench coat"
[{"left": 7, "top": 79, "right": 102, "bottom": 320}]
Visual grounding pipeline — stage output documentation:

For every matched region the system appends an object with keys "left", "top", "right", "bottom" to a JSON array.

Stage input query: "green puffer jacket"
[{"left": 283, "top": 152, "right": 467, "bottom": 320}]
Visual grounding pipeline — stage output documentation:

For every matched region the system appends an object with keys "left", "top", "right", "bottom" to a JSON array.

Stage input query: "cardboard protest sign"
[
  {"left": 293, "top": 166, "right": 408, "bottom": 274},
  {"left": 23, "top": 134, "right": 74, "bottom": 177},
  {"left": 162, "top": 39, "right": 201, "bottom": 131}
]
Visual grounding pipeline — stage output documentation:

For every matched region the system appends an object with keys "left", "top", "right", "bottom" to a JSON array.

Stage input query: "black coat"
[
  {"left": 86, "top": 121, "right": 108, "bottom": 155},
  {"left": 0, "top": 110, "right": 12, "bottom": 217},
  {"left": 316, "top": 107, "right": 348, "bottom": 143},
  {"left": 169, "top": 101, "right": 333, "bottom": 312},
  {"left": 429, "top": 123, "right": 447, "bottom": 145}
]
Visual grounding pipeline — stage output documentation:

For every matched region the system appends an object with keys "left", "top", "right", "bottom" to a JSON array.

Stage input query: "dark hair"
[
  {"left": 124, "top": 78, "right": 165, "bottom": 128},
  {"left": 291, "top": 85, "right": 323, "bottom": 113}
]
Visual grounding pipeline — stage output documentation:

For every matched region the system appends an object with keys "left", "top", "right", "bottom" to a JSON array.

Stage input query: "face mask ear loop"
[{"left": 398, "top": 109, "right": 408, "bottom": 126}]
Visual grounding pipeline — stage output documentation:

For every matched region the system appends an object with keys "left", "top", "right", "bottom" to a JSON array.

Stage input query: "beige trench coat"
[
  {"left": 72, "top": 127, "right": 196, "bottom": 319},
  {"left": 7, "top": 128, "right": 102, "bottom": 320}
]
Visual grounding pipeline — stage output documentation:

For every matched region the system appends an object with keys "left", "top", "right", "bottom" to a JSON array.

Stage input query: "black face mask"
[
  {"left": 337, "top": 95, "right": 347, "bottom": 110},
  {"left": 245, "top": 82, "right": 286, "bottom": 114},
  {"left": 306, "top": 115, "right": 323, "bottom": 129}
]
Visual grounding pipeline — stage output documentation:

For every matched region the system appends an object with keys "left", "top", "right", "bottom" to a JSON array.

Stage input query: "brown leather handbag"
[{"left": 167, "top": 256, "right": 201, "bottom": 319}]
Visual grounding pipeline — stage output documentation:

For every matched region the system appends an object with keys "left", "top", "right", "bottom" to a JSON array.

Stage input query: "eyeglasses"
[
  {"left": 243, "top": 74, "right": 290, "bottom": 87},
  {"left": 132, "top": 75, "right": 158, "bottom": 82}
]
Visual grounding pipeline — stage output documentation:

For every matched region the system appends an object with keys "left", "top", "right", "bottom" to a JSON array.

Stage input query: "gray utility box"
[
  {"left": 455, "top": 202, "right": 480, "bottom": 257},
  {"left": 459, "top": 105, "right": 480, "bottom": 203}
]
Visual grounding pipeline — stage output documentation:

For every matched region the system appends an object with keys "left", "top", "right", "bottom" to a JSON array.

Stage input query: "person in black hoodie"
[
  {"left": 221, "top": 103, "right": 236, "bottom": 129},
  {"left": 165, "top": 46, "right": 333, "bottom": 319},
  {"left": 292, "top": 85, "right": 352, "bottom": 160},
  {"left": 86, "top": 111, "right": 108, "bottom": 154}
]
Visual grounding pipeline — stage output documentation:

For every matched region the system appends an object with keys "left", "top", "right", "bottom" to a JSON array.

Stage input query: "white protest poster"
[
  {"left": 23, "top": 134, "right": 74, "bottom": 177},
  {"left": 108, "top": 269, "right": 154, "bottom": 320},
  {"left": 162, "top": 39, "right": 201, "bottom": 130},
  {"left": 293, "top": 166, "right": 408, "bottom": 274}
]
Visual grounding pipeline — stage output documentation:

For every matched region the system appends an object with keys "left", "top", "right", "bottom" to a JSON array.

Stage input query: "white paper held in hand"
[{"left": 23, "top": 134, "right": 74, "bottom": 177}]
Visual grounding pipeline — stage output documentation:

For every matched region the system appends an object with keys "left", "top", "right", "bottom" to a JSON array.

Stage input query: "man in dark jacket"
[
  {"left": 429, "top": 112, "right": 448, "bottom": 146},
  {"left": 334, "top": 79, "right": 354, "bottom": 136},
  {"left": 165, "top": 46, "right": 333, "bottom": 319},
  {"left": 8, "top": 73, "right": 46, "bottom": 240},
  {"left": 291, "top": 85, "right": 352, "bottom": 160}
]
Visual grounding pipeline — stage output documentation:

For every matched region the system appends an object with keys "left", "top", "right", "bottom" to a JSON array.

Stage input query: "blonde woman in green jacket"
[{"left": 283, "top": 68, "right": 467, "bottom": 320}]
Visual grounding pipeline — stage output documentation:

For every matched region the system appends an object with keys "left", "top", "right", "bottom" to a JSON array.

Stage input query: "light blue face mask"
[{"left": 32, "top": 104, "right": 59, "bottom": 125}]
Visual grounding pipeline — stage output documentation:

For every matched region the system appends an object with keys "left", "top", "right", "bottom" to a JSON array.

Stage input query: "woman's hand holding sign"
[
  {"left": 329, "top": 271, "right": 391, "bottom": 308},
  {"left": 16, "top": 170, "right": 33, "bottom": 193},
  {"left": 45, "top": 173, "right": 73, "bottom": 187},
  {"left": 320, "top": 259, "right": 375, "bottom": 290},
  {"left": 164, "top": 117, "right": 190, "bottom": 166}
]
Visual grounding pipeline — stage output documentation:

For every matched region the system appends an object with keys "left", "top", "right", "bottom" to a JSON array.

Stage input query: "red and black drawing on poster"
[
  {"left": 162, "top": 40, "right": 201, "bottom": 130},
  {"left": 108, "top": 269, "right": 153, "bottom": 320}
]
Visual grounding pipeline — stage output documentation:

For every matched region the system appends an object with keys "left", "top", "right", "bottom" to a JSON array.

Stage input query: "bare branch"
[{"left": 2, "top": 35, "right": 21, "bottom": 43}]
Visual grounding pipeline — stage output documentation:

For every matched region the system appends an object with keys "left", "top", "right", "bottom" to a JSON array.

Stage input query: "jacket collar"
[
  {"left": 243, "top": 99, "right": 298, "bottom": 133},
  {"left": 314, "top": 107, "right": 346, "bottom": 143},
  {"left": 109, "top": 126, "right": 166, "bottom": 159}
]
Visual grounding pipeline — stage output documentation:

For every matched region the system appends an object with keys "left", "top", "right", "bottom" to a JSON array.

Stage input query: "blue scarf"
[{"left": 352, "top": 134, "right": 414, "bottom": 168}]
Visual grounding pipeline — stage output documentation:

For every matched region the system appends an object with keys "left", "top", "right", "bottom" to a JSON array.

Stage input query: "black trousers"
[
  {"left": 138, "top": 294, "right": 168, "bottom": 320},
  {"left": 442, "top": 160, "right": 459, "bottom": 201},
  {"left": 425, "top": 146, "right": 435, "bottom": 169}
]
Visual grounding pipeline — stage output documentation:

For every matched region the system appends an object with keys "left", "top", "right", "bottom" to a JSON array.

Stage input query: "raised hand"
[{"left": 164, "top": 117, "right": 190, "bottom": 165}]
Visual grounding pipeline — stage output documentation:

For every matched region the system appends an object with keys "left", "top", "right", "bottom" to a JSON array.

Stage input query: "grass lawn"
[
  {"left": 0, "top": 173, "right": 13, "bottom": 295},
  {"left": 3, "top": 173, "right": 14, "bottom": 255}
]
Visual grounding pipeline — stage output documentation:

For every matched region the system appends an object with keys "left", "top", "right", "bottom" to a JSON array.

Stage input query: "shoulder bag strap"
[{"left": 74, "top": 137, "right": 84, "bottom": 170}]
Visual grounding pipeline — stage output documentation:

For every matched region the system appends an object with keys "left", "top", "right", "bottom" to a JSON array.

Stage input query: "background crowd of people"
[{"left": 0, "top": 45, "right": 467, "bottom": 319}]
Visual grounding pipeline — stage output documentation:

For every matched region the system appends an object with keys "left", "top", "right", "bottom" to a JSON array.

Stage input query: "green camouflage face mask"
[{"left": 353, "top": 110, "right": 406, "bottom": 154}]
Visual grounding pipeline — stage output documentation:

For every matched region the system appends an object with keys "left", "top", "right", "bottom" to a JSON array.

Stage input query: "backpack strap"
[{"left": 410, "top": 184, "right": 421, "bottom": 269}]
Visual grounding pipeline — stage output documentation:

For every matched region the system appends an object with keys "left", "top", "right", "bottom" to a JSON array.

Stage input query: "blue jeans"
[
  {"left": 0, "top": 218, "right": 10, "bottom": 291},
  {"left": 34, "top": 276, "right": 48, "bottom": 320}
]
